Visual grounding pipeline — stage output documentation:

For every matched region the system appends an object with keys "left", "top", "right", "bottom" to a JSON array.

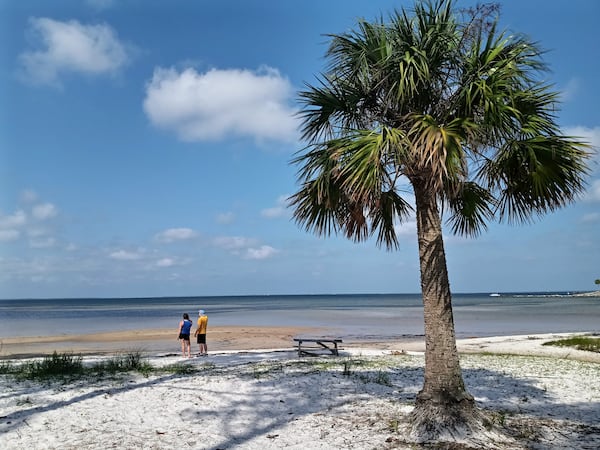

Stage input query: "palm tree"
[{"left": 289, "top": 0, "right": 590, "bottom": 440}]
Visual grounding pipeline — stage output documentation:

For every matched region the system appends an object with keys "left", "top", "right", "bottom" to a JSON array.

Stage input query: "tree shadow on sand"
[
  {"left": 1, "top": 353, "right": 598, "bottom": 449},
  {"left": 176, "top": 355, "right": 600, "bottom": 449}
]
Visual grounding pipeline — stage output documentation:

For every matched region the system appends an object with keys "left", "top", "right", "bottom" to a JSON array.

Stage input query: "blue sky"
[{"left": 1, "top": 0, "right": 599, "bottom": 299}]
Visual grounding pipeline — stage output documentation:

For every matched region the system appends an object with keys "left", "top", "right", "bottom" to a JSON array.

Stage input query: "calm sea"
[{"left": 1, "top": 293, "right": 598, "bottom": 340}]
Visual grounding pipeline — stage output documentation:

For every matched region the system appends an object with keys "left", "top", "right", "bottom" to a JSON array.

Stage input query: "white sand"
[{"left": 1, "top": 333, "right": 599, "bottom": 449}]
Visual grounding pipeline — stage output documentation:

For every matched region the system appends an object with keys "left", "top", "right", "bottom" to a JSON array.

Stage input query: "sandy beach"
[
  {"left": 0, "top": 326, "right": 325, "bottom": 359},
  {"left": 1, "top": 329, "right": 599, "bottom": 449}
]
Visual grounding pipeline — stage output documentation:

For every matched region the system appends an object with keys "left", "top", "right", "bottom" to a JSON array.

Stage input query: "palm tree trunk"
[{"left": 410, "top": 178, "right": 480, "bottom": 439}]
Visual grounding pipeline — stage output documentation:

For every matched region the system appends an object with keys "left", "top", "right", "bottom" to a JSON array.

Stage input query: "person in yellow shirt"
[{"left": 195, "top": 309, "right": 208, "bottom": 356}]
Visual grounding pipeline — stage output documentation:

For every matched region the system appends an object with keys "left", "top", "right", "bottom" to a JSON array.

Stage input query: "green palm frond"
[
  {"left": 445, "top": 181, "right": 495, "bottom": 236},
  {"left": 513, "top": 85, "right": 561, "bottom": 136},
  {"left": 370, "top": 189, "right": 413, "bottom": 249},
  {"left": 406, "top": 115, "right": 474, "bottom": 188},
  {"left": 298, "top": 77, "right": 369, "bottom": 142},
  {"left": 288, "top": 176, "right": 343, "bottom": 238},
  {"left": 334, "top": 127, "right": 407, "bottom": 197},
  {"left": 291, "top": 126, "right": 415, "bottom": 247},
  {"left": 483, "top": 135, "right": 591, "bottom": 223}
]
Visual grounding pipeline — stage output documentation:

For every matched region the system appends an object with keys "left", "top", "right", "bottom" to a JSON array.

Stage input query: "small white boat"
[{"left": 489, "top": 293, "right": 501, "bottom": 297}]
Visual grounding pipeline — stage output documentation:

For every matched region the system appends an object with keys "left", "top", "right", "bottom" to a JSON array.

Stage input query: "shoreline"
[
  {"left": 2, "top": 327, "right": 599, "bottom": 363},
  {"left": 0, "top": 325, "right": 323, "bottom": 359}
]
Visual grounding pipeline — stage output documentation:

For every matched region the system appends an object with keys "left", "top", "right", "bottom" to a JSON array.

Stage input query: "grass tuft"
[
  {"left": 542, "top": 335, "right": 600, "bottom": 353},
  {"left": 2, "top": 351, "right": 155, "bottom": 381},
  {"left": 19, "top": 351, "right": 84, "bottom": 380},
  {"left": 163, "top": 363, "right": 198, "bottom": 375},
  {"left": 95, "top": 351, "right": 153, "bottom": 376}
]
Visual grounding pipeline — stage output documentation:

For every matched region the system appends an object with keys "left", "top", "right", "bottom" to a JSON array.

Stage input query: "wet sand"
[{"left": 0, "top": 326, "right": 329, "bottom": 358}]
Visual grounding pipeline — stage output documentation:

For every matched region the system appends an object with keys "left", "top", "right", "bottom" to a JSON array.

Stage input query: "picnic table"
[{"left": 293, "top": 337, "right": 343, "bottom": 357}]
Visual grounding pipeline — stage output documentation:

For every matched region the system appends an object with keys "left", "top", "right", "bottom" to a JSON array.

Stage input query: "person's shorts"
[
  {"left": 179, "top": 333, "right": 190, "bottom": 341},
  {"left": 196, "top": 334, "right": 206, "bottom": 344}
]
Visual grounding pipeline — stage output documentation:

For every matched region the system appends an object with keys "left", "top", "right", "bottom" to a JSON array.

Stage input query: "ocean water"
[{"left": 1, "top": 293, "right": 598, "bottom": 340}]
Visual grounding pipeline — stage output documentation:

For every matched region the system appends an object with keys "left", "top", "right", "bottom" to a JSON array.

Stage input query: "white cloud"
[
  {"left": 561, "top": 77, "right": 580, "bottom": 102},
  {"left": 394, "top": 219, "right": 417, "bottom": 237},
  {"left": 0, "top": 230, "right": 20, "bottom": 242},
  {"left": 19, "top": 17, "right": 130, "bottom": 87},
  {"left": 584, "top": 179, "right": 600, "bottom": 202},
  {"left": 0, "top": 210, "right": 27, "bottom": 229},
  {"left": 214, "top": 235, "right": 278, "bottom": 260},
  {"left": 29, "top": 237, "right": 56, "bottom": 248},
  {"left": 214, "top": 236, "right": 257, "bottom": 250},
  {"left": 216, "top": 212, "right": 235, "bottom": 225},
  {"left": 261, "top": 206, "right": 286, "bottom": 219},
  {"left": 153, "top": 257, "right": 192, "bottom": 269},
  {"left": 143, "top": 66, "right": 299, "bottom": 142},
  {"left": 261, "top": 195, "right": 290, "bottom": 219},
  {"left": 154, "top": 228, "right": 198, "bottom": 243},
  {"left": 109, "top": 249, "right": 142, "bottom": 260},
  {"left": 27, "top": 228, "right": 48, "bottom": 238},
  {"left": 564, "top": 126, "right": 600, "bottom": 174},
  {"left": 244, "top": 245, "right": 278, "bottom": 260},
  {"left": 156, "top": 257, "right": 175, "bottom": 267},
  {"left": 581, "top": 212, "right": 600, "bottom": 223},
  {"left": 20, "top": 189, "right": 38, "bottom": 203},
  {"left": 0, "top": 196, "right": 60, "bottom": 246},
  {"left": 32, "top": 202, "right": 58, "bottom": 220}
]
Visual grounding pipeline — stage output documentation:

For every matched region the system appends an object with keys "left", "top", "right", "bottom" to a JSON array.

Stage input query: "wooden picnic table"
[{"left": 293, "top": 337, "right": 343, "bottom": 357}]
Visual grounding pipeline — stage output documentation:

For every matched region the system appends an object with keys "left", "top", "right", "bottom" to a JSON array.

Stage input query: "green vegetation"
[
  {"left": 0, "top": 350, "right": 231, "bottom": 382},
  {"left": 93, "top": 351, "right": 153, "bottom": 376},
  {"left": 542, "top": 335, "right": 600, "bottom": 353},
  {"left": 1, "top": 351, "right": 154, "bottom": 381},
  {"left": 18, "top": 351, "right": 84, "bottom": 380},
  {"left": 161, "top": 362, "right": 200, "bottom": 375}
]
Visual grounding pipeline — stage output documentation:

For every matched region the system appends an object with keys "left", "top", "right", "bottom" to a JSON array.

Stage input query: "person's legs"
[
  {"left": 180, "top": 337, "right": 186, "bottom": 357},
  {"left": 198, "top": 335, "right": 207, "bottom": 355},
  {"left": 185, "top": 338, "right": 191, "bottom": 357}
]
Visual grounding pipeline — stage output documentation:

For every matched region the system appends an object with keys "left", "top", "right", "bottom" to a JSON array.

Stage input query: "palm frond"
[
  {"left": 288, "top": 176, "right": 342, "bottom": 238},
  {"left": 445, "top": 181, "right": 495, "bottom": 236},
  {"left": 406, "top": 115, "right": 473, "bottom": 189},
  {"left": 333, "top": 127, "right": 408, "bottom": 199},
  {"left": 370, "top": 190, "right": 414, "bottom": 249},
  {"left": 482, "top": 135, "right": 591, "bottom": 223}
]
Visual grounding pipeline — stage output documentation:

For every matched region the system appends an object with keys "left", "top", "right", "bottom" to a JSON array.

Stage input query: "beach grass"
[
  {"left": 19, "top": 351, "right": 85, "bottom": 380},
  {"left": 542, "top": 335, "right": 600, "bottom": 353},
  {"left": 92, "top": 351, "right": 153, "bottom": 376},
  {"left": 1, "top": 350, "right": 154, "bottom": 380}
]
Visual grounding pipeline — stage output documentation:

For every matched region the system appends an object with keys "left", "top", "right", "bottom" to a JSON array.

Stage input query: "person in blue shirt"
[{"left": 177, "top": 313, "right": 193, "bottom": 358}]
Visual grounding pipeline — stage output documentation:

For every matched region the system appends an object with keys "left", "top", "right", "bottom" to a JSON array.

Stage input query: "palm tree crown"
[{"left": 291, "top": 0, "right": 590, "bottom": 246}]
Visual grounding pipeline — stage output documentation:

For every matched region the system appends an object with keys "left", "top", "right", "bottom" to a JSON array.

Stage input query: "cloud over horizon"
[{"left": 0, "top": 192, "right": 59, "bottom": 244}]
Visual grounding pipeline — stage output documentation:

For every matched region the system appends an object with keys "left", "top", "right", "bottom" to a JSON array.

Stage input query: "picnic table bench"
[{"left": 293, "top": 337, "right": 343, "bottom": 357}]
